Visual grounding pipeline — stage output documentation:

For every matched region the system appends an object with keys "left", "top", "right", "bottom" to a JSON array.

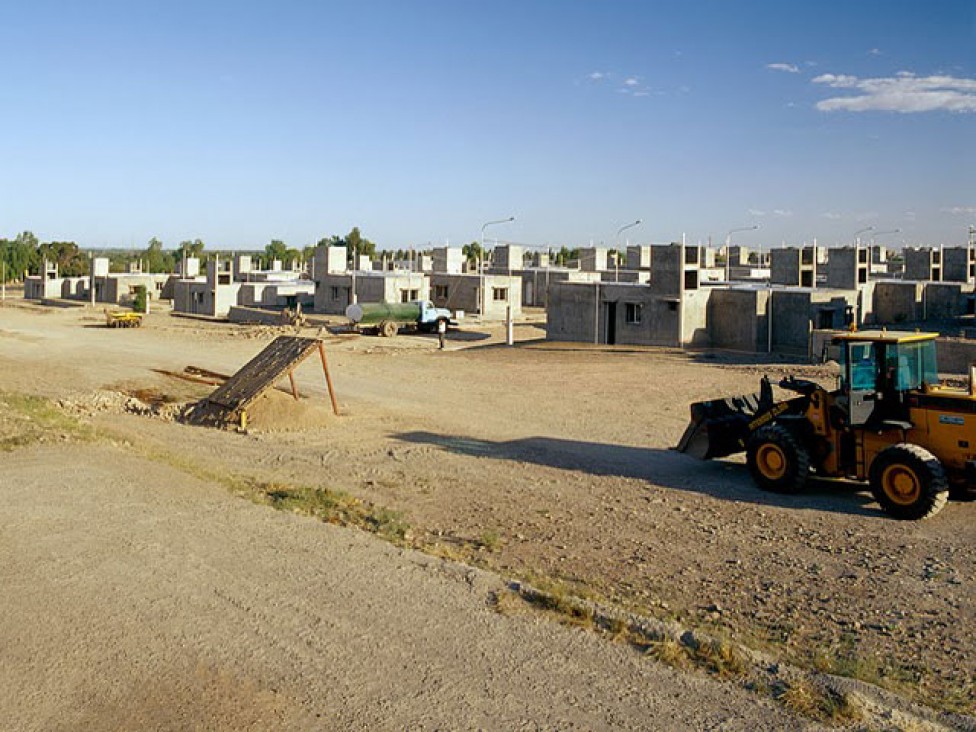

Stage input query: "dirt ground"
[{"left": 1, "top": 298, "right": 973, "bottom": 729}]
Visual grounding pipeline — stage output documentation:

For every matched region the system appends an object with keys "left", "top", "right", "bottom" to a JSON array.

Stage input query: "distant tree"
[
  {"left": 462, "top": 240, "right": 482, "bottom": 265},
  {"left": 144, "top": 237, "right": 175, "bottom": 273},
  {"left": 37, "top": 239, "right": 89, "bottom": 277},
  {"left": 1, "top": 232, "right": 40, "bottom": 280},
  {"left": 553, "top": 246, "right": 580, "bottom": 266},
  {"left": 301, "top": 244, "right": 317, "bottom": 262},
  {"left": 264, "top": 239, "right": 289, "bottom": 266},
  {"left": 344, "top": 227, "right": 376, "bottom": 260},
  {"left": 177, "top": 239, "right": 205, "bottom": 258}
]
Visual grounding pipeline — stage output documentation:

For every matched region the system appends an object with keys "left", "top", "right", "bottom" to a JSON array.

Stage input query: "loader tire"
[
  {"left": 746, "top": 423, "right": 810, "bottom": 494},
  {"left": 379, "top": 321, "right": 398, "bottom": 338},
  {"left": 869, "top": 444, "right": 949, "bottom": 520}
]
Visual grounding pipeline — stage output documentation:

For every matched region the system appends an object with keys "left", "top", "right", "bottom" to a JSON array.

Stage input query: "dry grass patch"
[{"left": 0, "top": 391, "right": 95, "bottom": 450}]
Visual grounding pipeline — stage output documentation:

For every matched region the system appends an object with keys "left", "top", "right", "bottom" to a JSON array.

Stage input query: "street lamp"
[
  {"left": 725, "top": 225, "right": 760, "bottom": 282},
  {"left": 853, "top": 226, "right": 874, "bottom": 245},
  {"left": 479, "top": 216, "right": 515, "bottom": 320},
  {"left": 613, "top": 219, "right": 642, "bottom": 281}
]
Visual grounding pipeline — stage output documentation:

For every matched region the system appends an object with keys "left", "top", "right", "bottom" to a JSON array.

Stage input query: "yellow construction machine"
[
  {"left": 104, "top": 309, "right": 144, "bottom": 328},
  {"left": 677, "top": 330, "right": 976, "bottom": 519}
]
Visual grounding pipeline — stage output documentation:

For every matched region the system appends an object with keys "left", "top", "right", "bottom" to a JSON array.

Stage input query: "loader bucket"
[{"left": 675, "top": 379, "right": 773, "bottom": 460}]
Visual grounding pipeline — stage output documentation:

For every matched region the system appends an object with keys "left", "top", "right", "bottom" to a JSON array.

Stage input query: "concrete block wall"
[
  {"left": 903, "top": 247, "right": 942, "bottom": 281},
  {"left": 313, "top": 245, "right": 348, "bottom": 275},
  {"left": 626, "top": 245, "right": 651, "bottom": 270},
  {"left": 826, "top": 246, "right": 869, "bottom": 290},
  {"left": 942, "top": 246, "right": 974, "bottom": 283},
  {"left": 920, "top": 282, "right": 971, "bottom": 320},
  {"left": 492, "top": 245, "right": 523, "bottom": 271},
  {"left": 648, "top": 243, "right": 697, "bottom": 296},
  {"left": 770, "top": 247, "right": 817, "bottom": 287},
  {"left": 871, "top": 281, "right": 924, "bottom": 324},
  {"left": 707, "top": 289, "right": 768, "bottom": 351},
  {"left": 579, "top": 248, "right": 608, "bottom": 272},
  {"left": 432, "top": 247, "right": 464, "bottom": 274}
]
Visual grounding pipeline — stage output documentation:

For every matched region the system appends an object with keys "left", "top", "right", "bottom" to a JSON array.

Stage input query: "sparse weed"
[
  {"left": 479, "top": 530, "right": 501, "bottom": 552},
  {"left": 691, "top": 637, "right": 748, "bottom": 679},
  {"left": 0, "top": 391, "right": 95, "bottom": 450},
  {"left": 776, "top": 679, "right": 862, "bottom": 723},
  {"left": 643, "top": 638, "right": 690, "bottom": 668}
]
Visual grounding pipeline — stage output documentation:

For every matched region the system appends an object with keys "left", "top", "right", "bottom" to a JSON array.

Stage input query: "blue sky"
[{"left": 0, "top": 0, "right": 973, "bottom": 252}]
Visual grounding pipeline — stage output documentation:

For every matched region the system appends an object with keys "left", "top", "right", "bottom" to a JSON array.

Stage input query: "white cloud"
[
  {"left": 868, "top": 48, "right": 883, "bottom": 56},
  {"left": 941, "top": 206, "right": 976, "bottom": 215},
  {"left": 587, "top": 71, "right": 608, "bottom": 81},
  {"left": 822, "top": 212, "right": 842, "bottom": 220},
  {"left": 747, "top": 208, "right": 766, "bottom": 217},
  {"left": 813, "top": 71, "right": 976, "bottom": 113},
  {"left": 767, "top": 62, "right": 799, "bottom": 73},
  {"left": 773, "top": 209, "right": 793, "bottom": 217},
  {"left": 623, "top": 77, "right": 640, "bottom": 87}
]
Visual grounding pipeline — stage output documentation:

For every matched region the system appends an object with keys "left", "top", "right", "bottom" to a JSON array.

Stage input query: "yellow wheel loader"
[{"left": 676, "top": 330, "right": 975, "bottom": 519}]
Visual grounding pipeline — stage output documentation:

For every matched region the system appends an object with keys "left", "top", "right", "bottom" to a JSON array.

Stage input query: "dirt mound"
[{"left": 243, "top": 389, "right": 333, "bottom": 432}]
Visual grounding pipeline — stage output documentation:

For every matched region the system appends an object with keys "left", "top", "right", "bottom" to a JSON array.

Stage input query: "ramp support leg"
[{"left": 318, "top": 341, "right": 340, "bottom": 416}]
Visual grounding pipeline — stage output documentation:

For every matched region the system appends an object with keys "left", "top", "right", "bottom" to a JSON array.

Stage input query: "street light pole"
[
  {"left": 480, "top": 216, "right": 515, "bottom": 321},
  {"left": 614, "top": 219, "right": 642, "bottom": 282},
  {"left": 724, "top": 225, "right": 760, "bottom": 282},
  {"left": 853, "top": 226, "right": 875, "bottom": 246}
]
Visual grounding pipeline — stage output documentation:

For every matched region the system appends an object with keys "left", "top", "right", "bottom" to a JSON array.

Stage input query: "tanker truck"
[{"left": 345, "top": 300, "right": 455, "bottom": 337}]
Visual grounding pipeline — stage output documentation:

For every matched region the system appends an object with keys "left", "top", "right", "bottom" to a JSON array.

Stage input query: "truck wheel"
[
  {"left": 380, "top": 320, "right": 398, "bottom": 338},
  {"left": 746, "top": 423, "right": 810, "bottom": 494},
  {"left": 869, "top": 443, "right": 949, "bottom": 520}
]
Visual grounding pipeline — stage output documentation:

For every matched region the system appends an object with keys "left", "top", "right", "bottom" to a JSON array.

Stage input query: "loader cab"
[{"left": 834, "top": 331, "right": 939, "bottom": 427}]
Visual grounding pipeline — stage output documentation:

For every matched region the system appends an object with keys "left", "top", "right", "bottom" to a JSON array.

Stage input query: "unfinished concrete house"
[
  {"left": 903, "top": 247, "right": 942, "bottom": 281},
  {"left": 172, "top": 259, "right": 241, "bottom": 317},
  {"left": 315, "top": 270, "right": 429, "bottom": 315},
  {"left": 23, "top": 260, "right": 66, "bottom": 300},
  {"left": 90, "top": 261, "right": 170, "bottom": 305},
  {"left": 430, "top": 273, "right": 522, "bottom": 320},
  {"left": 546, "top": 243, "right": 710, "bottom": 346}
]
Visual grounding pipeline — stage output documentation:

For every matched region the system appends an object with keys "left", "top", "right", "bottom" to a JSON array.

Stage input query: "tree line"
[
  {"left": 1, "top": 227, "right": 587, "bottom": 283},
  {"left": 0, "top": 228, "right": 376, "bottom": 283}
]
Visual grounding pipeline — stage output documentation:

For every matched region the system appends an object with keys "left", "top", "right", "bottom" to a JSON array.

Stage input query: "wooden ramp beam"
[{"left": 197, "top": 336, "right": 340, "bottom": 423}]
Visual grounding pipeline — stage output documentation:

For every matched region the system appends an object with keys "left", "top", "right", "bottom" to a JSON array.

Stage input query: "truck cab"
[{"left": 417, "top": 301, "right": 455, "bottom": 329}]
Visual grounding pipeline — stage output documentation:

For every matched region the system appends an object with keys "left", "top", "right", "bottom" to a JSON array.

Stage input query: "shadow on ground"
[{"left": 394, "top": 430, "right": 880, "bottom": 518}]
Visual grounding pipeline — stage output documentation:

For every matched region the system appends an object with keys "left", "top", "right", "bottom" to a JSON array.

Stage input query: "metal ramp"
[{"left": 191, "top": 336, "right": 339, "bottom": 427}]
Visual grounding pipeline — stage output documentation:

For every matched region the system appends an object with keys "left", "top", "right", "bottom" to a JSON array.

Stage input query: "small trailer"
[{"left": 345, "top": 300, "right": 454, "bottom": 337}]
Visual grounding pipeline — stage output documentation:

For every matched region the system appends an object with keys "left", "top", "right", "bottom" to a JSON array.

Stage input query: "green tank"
[{"left": 345, "top": 301, "right": 422, "bottom": 326}]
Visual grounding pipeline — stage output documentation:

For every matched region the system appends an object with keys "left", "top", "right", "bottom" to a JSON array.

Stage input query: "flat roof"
[{"left": 832, "top": 329, "right": 938, "bottom": 344}]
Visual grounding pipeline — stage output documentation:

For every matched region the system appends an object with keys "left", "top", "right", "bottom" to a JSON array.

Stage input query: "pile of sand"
[{"left": 238, "top": 388, "right": 333, "bottom": 432}]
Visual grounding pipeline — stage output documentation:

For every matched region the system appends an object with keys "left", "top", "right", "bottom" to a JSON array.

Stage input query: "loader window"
[
  {"left": 846, "top": 342, "right": 878, "bottom": 391},
  {"left": 886, "top": 341, "right": 938, "bottom": 391}
]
